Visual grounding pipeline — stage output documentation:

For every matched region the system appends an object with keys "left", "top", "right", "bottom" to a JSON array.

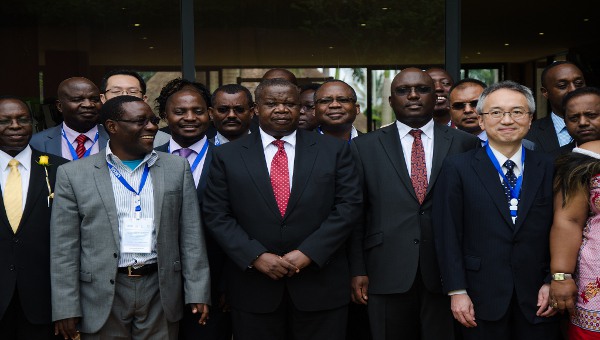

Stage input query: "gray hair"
[{"left": 475, "top": 80, "right": 535, "bottom": 114}]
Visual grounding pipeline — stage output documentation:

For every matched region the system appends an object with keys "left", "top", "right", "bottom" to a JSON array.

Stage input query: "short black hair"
[
  {"left": 300, "top": 83, "right": 321, "bottom": 93},
  {"left": 562, "top": 87, "right": 600, "bottom": 114},
  {"left": 100, "top": 69, "right": 147, "bottom": 94},
  {"left": 0, "top": 95, "right": 32, "bottom": 118},
  {"left": 155, "top": 78, "right": 212, "bottom": 119},
  {"left": 211, "top": 84, "right": 253, "bottom": 107},
  {"left": 541, "top": 61, "right": 581, "bottom": 88},
  {"left": 255, "top": 78, "right": 299, "bottom": 103},
  {"left": 449, "top": 78, "right": 487, "bottom": 95},
  {"left": 314, "top": 79, "right": 357, "bottom": 102},
  {"left": 100, "top": 95, "right": 144, "bottom": 126}
]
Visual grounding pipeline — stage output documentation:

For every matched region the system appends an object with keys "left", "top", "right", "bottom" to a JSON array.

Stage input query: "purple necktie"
[{"left": 178, "top": 148, "right": 193, "bottom": 159}]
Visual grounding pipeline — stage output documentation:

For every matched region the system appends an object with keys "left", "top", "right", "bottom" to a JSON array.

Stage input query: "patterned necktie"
[
  {"left": 75, "top": 134, "right": 87, "bottom": 159},
  {"left": 5, "top": 159, "right": 22, "bottom": 233},
  {"left": 178, "top": 148, "right": 193, "bottom": 160},
  {"left": 502, "top": 160, "right": 518, "bottom": 201},
  {"left": 270, "top": 140, "right": 290, "bottom": 217},
  {"left": 409, "top": 129, "right": 427, "bottom": 204}
]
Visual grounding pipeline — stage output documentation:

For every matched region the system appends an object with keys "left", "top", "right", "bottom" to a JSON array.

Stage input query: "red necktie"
[
  {"left": 409, "top": 129, "right": 427, "bottom": 204},
  {"left": 75, "top": 134, "right": 87, "bottom": 159},
  {"left": 270, "top": 140, "right": 290, "bottom": 217}
]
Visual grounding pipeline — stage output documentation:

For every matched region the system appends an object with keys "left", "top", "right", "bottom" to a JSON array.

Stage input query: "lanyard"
[
  {"left": 168, "top": 139, "right": 209, "bottom": 173},
  {"left": 107, "top": 162, "right": 149, "bottom": 219},
  {"left": 317, "top": 127, "right": 352, "bottom": 144},
  {"left": 62, "top": 129, "right": 99, "bottom": 160},
  {"left": 214, "top": 135, "right": 221, "bottom": 146},
  {"left": 485, "top": 144, "right": 525, "bottom": 217}
]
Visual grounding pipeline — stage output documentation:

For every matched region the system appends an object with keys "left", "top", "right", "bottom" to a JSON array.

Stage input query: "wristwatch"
[{"left": 551, "top": 273, "right": 573, "bottom": 281}]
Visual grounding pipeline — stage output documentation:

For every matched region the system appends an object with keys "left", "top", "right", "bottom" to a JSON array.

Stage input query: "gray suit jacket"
[
  {"left": 50, "top": 149, "right": 210, "bottom": 333},
  {"left": 30, "top": 123, "right": 170, "bottom": 157}
]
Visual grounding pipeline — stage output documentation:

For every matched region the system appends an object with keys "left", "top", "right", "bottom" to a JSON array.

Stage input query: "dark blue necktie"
[{"left": 501, "top": 160, "right": 518, "bottom": 201}]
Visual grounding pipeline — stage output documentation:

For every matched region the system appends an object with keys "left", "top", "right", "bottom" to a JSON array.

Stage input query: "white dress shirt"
[
  {"left": 0, "top": 146, "right": 31, "bottom": 210},
  {"left": 396, "top": 119, "right": 435, "bottom": 181},
  {"left": 168, "top": 136, "right": 208, "bottom": 188},
  {"left": 61, "top": 123, "right": 100, "bottom": 160},
  {"left": 260, "top": 128, "right": 296, "bottom": 190}
]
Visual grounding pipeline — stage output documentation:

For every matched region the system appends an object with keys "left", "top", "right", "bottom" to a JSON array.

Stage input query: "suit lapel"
[
  {"left": 284, "top": 130, "right": 318, "bottom": 219},
  {"left": 93, "top": 151, "right": 121, "bottom": 248},
  {"left": 151, "top": 156, "right": 165, "bottom": 235},
  {"left": 379, "top": 124, "right": 417, "bottom": 202},
  {"left": 240, "top": 133, "right": 281, "bottom": 219},
  {"left": 196, "top": 143, "right": 213, "bottom": 202},
  {"left": 427, "top": 123, "right": 452, "bottom": 196},
  {"left": 17, "top": 152, "right": 46, "bottom": 231},
  {"left": 539, "top": 117, "right": 560, "bottom": 151},
  {"left": 472, "top": 148, "right": 514, "bottom": 227},
  {"left": 97, "top": 125, "right": 110, "bottom": 150},
  {"left": 513, "top": 150, "right": 544, "bottom": 233},
  {"left": 46, "top": 124, "right": 63, "bottom": 156}
]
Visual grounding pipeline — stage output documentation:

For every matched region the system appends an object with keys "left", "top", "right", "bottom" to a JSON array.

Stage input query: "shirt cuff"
[{"left": 448, "top": 289, "right": 467, "bottom": 296}]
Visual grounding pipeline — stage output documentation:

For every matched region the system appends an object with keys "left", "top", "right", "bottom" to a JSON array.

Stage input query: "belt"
[{"left": 117, "top": 263, "right": 158, "bottom": 277}]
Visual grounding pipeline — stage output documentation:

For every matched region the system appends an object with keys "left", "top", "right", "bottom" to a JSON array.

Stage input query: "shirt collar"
[
  {"left": 488, "top": 143, "right": 523, "bottom": 173},
  {"left": 396, "top": 119, "right": 434, "bottom": 139},
  {"left": 477, "top": 130, "right": 488, "bottom": 141},
  {"left": 105, "top": 141, "right": 157, "bottom": 171},
  {"left": 551, "top": 112, "right": 566, "bottom": 132},
  {"left": 0, "top": 145, "right": 32, "bottom": 172},
  {"left": 259, "top": 127, "right": 297, "bottom": 150},
  {"left": 63, "top": 122, "right": 99, "bottom": 142},
  {"left": 168, "top": 136, "right": 207, "bottom": 154}
]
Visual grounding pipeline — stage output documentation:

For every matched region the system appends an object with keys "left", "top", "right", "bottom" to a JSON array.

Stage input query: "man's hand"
[
  {"left": 282, "top": 250, "right": 312, "bottom": 274},
  {"left": 351, "top": 276, "right": 369, "bottom": 305},
  {"left": 190, "top": 303, "right": 210, "bottom": 325},
  {"left": 451, "top": 294, "right": 477, "bottom": 328},
  {"left": 252, "top": 253, "right": 298, "bottom": 280},
  {"left": 54, "top": 317, "right": 80, "bottom": 340},
  {"left": 537, "top": 283, "right": 558, "bottom": 317},
  {"left": 550, "top": 279, "right": 578, "bottom": 315}
]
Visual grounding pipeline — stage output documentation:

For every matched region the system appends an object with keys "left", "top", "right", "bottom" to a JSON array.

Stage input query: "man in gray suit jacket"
[{"left": 50, "top": 96, "right": 210, "bottom": 339}]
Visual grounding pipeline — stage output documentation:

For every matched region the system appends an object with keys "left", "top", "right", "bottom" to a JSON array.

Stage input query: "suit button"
[
  {"left": 110, "top": 279, "right": 115, "bottom": 284},
  {"left": 113, "top": 253, "right": 118, "bottom": 258},
  {"left": 414, "top": 239, "right": 419, "bottom": 244},
  {"left": 9, "top": 265, "right": 15, "bottom": 271},
  {"left": 281, "top": 224, "right": 286, "bottom": 229},
  {"left": 13, "top": 238, "right": 19, "bottom": 243},
  {"left": 419, "top": 210, "right": 425, "bottom": 215}
]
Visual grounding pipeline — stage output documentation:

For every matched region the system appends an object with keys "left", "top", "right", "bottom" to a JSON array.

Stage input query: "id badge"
[{"left": 121, "top": 218, "right": 153, "bottom": 253}]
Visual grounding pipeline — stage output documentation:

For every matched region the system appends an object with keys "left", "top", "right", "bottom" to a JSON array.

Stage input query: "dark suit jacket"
[
  {"left": 202, "top": 130, "right": 362, "bottom": 313},
  {"left": 349, "top": 123, "right": 480, "bottom": 294},
  {"left": 552, "top": 141, "right": 576, "bottom": 158},
  {"left": 433, "top": 147, "right": 555, "bottom": 323},
  {"left": 525, "top": 116, "right": 560, "bottom": 153},
  {"left": 0, "top": 149, "right": 67, "bottom": 324},
  {"left": 29, "top": 123, "right": 110, "bottom": 158}
]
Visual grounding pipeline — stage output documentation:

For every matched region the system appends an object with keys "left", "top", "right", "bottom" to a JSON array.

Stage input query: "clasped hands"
[
  {"left": 549, "top": 278, "right": 578, "bottom": 315},
  {"left": 252, "top": 250, "right": 311, "bottom": 280}
]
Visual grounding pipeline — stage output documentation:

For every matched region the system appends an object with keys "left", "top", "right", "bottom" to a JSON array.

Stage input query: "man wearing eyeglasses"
[
  {"left": 209, "top": 84, "right": 254, "bottom": 145},
  {"left": 350, "top": 68, "right": 479, "bottom": 340},
  {"left": 51, "top": 96, "right": 210, "bottom": 340},
  {"left": 449, "top": 79, "right": 488, "bottom": 140},
  {"left": 298, "top": 84, "right": 320, "bottom": 131},
  {"left": 314, "top": 80, "right": 363, "bottom": 141},
  {"left": 433, "top": 81, "right": 559, "bottom": 340}
]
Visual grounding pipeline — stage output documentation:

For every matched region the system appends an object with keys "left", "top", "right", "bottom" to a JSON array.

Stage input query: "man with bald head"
[
  {"left": 427, "top": 68, "right": 454, "bottom": 127},
  {"left": 262, "top": 68, "right": 298, "bottom": 85},
  {"left": 526, "top": 61, "right": 586, "bottom": 153},
  {"left": 30, "top": 77, "right": 108, "bottom": 160},
  {"left": 350, "top": 68, "right": 479, "bottom": 340}
]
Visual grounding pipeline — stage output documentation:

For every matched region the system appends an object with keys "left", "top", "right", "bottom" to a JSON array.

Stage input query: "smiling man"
[
  {"left": 314, "top": 80, "right": 362, "bottom": 141},
  {"left": 427, "top": 68, "right": 454, "bottom": 127},
  {"left": 203, "top": 78, "right": 362, "bottom": 340},
  {"left": 51, "top": 96, "right": 210, "bottom": 340}
]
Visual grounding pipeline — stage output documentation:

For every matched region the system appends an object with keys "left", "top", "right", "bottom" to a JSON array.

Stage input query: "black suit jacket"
[
  {"left": 433, "top": 147, "right": 556, "bottom": 323},
  {"left": 202, "top": 130, "right": 362, "bottom": 313},
  {"left": 526, "top": 116, "right": 560, "bottom": 153},
  {"left": 350, "top": 122, "right": 480, "bottom": 294},
  {"left": 0, "top": 148, "right": 67, "bottom": 323}
]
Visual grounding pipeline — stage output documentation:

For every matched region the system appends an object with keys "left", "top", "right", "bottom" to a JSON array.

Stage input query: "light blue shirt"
[{"left": 551, "top": 112, "right": 572, "bottom": 147}]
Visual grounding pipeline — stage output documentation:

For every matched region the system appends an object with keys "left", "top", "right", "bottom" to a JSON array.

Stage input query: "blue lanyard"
[
  {"left": 167, "top": 139, "right": 209, "bottom": 173},
  {"left": 317, "top": 127, "right": 352, "bottom": 144},
  {"left": 107, "top": 162, "right": 149, "bottom": 219},
  {"left": 62, "top": 129, "right": 99, "bottom": 160},
  {"left": 485, "top": 144, "right": 525, "bottom": 215},
  {"left": 214, "top": 135, "right": 221, "bottom": 146}
]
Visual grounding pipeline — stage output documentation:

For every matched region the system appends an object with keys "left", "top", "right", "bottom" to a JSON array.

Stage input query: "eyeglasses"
[
  {"left": 214, "top": 105, "right": 250, "bottom": 114},
  {"left": 315, "top": 97, "right": 355, "bottom": 105},
  {"left": 113, "top": 116, "right": 160, "bottom": 126},
  {"left": 0, "top": 117, "right": 33, "bottom": 126},
  {"left": 480, "top": 109, "right": 531, "bottom": 121},
  {"left": 105, "top": 88, "right": 143, "bottom": 96},
  {"left": 393, "top": 86, "right": 433, "bottom": 96},
  {"left": 451, "top": 100, "right": 478, "bottom": 110}
]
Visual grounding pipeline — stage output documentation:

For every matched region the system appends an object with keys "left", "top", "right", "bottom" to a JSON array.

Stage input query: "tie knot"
[
  {"left": 76, "top": 134, "right": 87, "bottom": 144},
  {"left": 272, "top": 140, "right": 285, "bottom": 150},
  {"left": 178, "top": 148, "right": 193, "bottom": 158},
  {"left": 8, "top": 159, "right": 19, "bottom": 168},
  {"left": 409, "top": 129, "right": 422, "bottom": 139},
  {"left": 504, "top": 160, "right": 516, "bottom": 171}
]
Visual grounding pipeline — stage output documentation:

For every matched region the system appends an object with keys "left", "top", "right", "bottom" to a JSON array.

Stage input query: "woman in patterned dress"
[{"left": 551, "top": 140, "right": 600, "bottom": 339}]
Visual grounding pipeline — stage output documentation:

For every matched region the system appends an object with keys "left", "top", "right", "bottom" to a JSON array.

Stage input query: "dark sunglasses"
[{"left": 451, "top": 100, "right": 478, "bottom": 110}]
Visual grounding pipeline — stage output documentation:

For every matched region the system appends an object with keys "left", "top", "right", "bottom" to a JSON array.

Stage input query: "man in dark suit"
[
  {"left": 349, "top": 68, "right": 480, "bottom": 340},
  {"left": 314, "top": 80, "right": 363, "bottom": 141},
  {"left": 0, "top": 96, "right": 67, "bottom": 339},
  {"left": 525, "top": 61, "right": 586, "bottom": 153},
  {"left": 154, "top": 78, "right": 232, "bottom": 340},
  {"left": 208, "top": 84, "right": 254, "bottom": 146},
  {"left": 554, "top": 87, "right": 600, "bottom": 156},
  {"left": 433, "top": 81, "right": 559, "bottom": 339},
  {"left": 203, "top": 78, "right": 362, "bottom": 340}
]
